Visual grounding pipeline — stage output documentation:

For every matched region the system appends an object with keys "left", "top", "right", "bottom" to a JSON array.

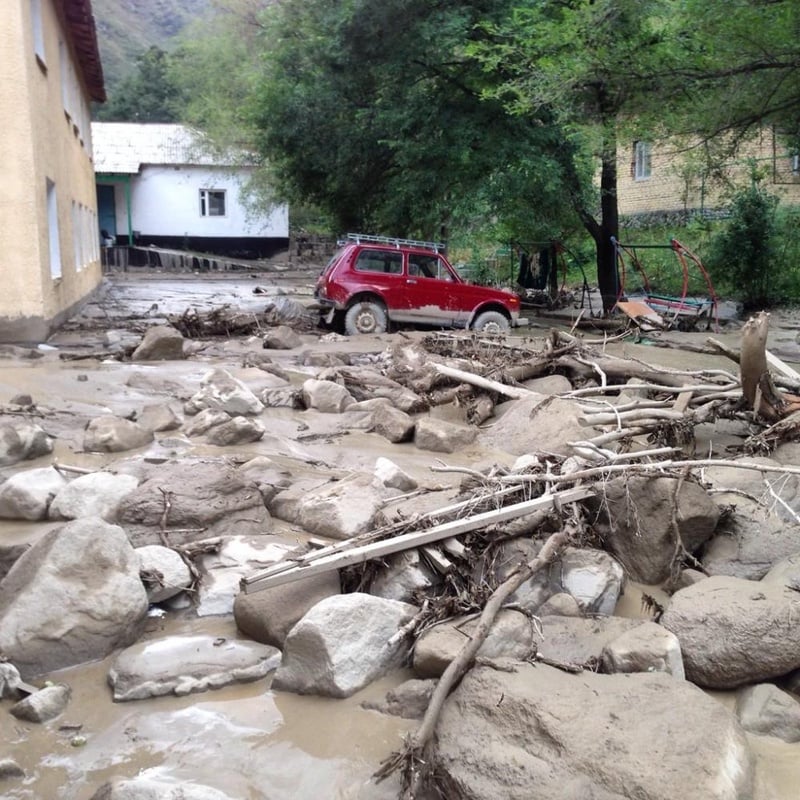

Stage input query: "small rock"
[
  {"left": 10, "top": 684, "right": 71, "bottom": 722},
  {"left": 0, "top": 758, "right": 25, "bottom": 779},
  {"left": 206, "top": 416, "right": 265, "bottom": 446},
  {"left": 362, "top": 678, "right": 437, "bottom": 719},
  {"left": 736, "top": 683, "right": 800, "bottom": 742},
  {"left": 131, "top": 325, "right": 185, "bottom": 361}
]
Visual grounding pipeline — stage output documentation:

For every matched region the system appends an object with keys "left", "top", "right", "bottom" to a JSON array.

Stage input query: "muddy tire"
[
  {"left": 344, "top": 300, "right": 388, "bottom": 335},
  {"left": 472, "top": 310, "right": 510, "bottom": 333}
]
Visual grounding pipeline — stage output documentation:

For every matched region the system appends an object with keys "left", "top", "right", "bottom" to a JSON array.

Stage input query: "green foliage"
[
  {"left": 94, "top": 46, "right": 181, "bottom": 122},
  {"left": 705, "top": 177, "right": 780, "bottom": 309}
]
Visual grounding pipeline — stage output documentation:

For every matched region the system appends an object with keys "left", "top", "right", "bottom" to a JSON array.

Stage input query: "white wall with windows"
[{"left": 108, "top": 165, "right": 288, "bottom": 240}]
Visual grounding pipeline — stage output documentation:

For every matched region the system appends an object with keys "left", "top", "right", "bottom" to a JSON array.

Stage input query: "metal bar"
[
  {"left": 241, "top": 487, "right": 594, "bottom": 594},
  {"left": 344, "top": 232, "right": 446, "bottom": 252}
]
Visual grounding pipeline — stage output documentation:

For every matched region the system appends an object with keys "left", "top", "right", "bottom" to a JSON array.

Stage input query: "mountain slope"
[{"left": 92, "top": 0, "right": 211, "bottom": 91}]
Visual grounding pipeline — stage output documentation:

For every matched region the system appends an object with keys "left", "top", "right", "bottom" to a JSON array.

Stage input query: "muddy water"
[
  {"left": 2, "top": 279, "right": 800, "bottom": 798},
  {"left": 2, "top": 614, "right": 412, "bottom": 800}
]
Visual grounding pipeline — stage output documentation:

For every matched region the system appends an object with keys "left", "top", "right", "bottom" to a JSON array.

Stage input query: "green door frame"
[{"left": 96, "top": 173, "right": 133, "bottom": 245}]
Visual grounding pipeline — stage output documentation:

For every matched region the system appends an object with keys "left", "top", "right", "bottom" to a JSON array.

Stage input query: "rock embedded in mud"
[
  {"left": 183, "top": 408, "right": 231, "bottom": 436},
  {"left": 83, "top": 416, "right": 155, "bottom": 453},
  {"left": 116, "top": 459, "right": 271, "bottom": 547},
  {"left": 601, "top": 621, "right": 685, "bottom": 678},
  {"left": 369, "top": 404, "right": 415, "bottom": 443},
  {"left": 413, "top": 417, "right": 477, "bottom": 453},
  {"left": 136, "top": 545, "right": 193, "bottom": 603},
  {"left": 588, "top": 475, "right": 719, "bottom": 584},
  {"left": 108, "top": 634, "right": 281, "bottom": 701},
  {"left": 0, "top": 758, "right": 24, "bottom": 780},
  {"left": 414, "top": 610, "right": 534, "bottom": 679},
  {"left": 262, "top": 324, "right": 302, "bottom": 350},
  {"left": 273, "top": 592, "right": 418, "bottom": 698},
  {"left": 0, "top": 466, "right": 66, "bottom": 520},
  {"left": 10, "top": 684, "right": 71, "bottom": 723},
  {"left": 535, "top": 615, "right": 645, "bottom": 666},
  {"left": 0, "top": 518, "right": 148, "bottom": 677},
  {"left": 661, "top": 575, "right": 800, "bottom": 688},
  {"left": 136, "top": 402, "right": 183, "bottom": 433},
  {"left": 205, "top": 416, "right": 265, "bottom": 446},
  {"left": 301, "top": 378, "right": 355, "bottom": 412},
  {"left": 362, "top": 677, "right": 437, "bottom": 719},
  {"left": 433, "top": 664, "right": 754, "bottom": 800},
  {"left": 270, "top": 474, "right": 382, "bottom": 540},
  {"left": 233, "top": 570, "right": 341, "bottom": 648},
  {"left": 48, "top": 471, "right": 139, "bottom": 522},
  {"left": 131, "top": 325, "right": 186, "bottom": 361},
  {"left": 89, "top": 776, "right": 237, "bottom": 799},
  {"left": 735, "top": 683, "right": 800, "bottom": 742},
  {"left": 184, "top": 368, "right": 264, "bottom": 416}
]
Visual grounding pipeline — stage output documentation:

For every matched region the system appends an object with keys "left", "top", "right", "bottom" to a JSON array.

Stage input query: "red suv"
[{"left": 315, "top": 234, "right": 526, "bottom": 335}]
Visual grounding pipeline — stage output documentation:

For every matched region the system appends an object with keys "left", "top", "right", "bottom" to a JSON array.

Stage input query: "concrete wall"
[
  {"left": 102, "top": 165, "right": 288, "bottom": 242},
  {"left": 0, "top": 0, "right": 103, "bottom": 343}
]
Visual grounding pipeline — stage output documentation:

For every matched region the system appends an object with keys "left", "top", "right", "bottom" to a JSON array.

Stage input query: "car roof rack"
[{"left": 343, "top": 233, "right": 447, "bottom": 253}]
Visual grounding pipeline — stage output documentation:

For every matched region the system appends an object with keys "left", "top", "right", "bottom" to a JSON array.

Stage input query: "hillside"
[{"left": 92, "top": 0, "right": 211, "bottom": 91}]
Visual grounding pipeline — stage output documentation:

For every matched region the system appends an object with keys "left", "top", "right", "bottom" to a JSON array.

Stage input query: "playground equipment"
[{"left": 612, "top": 237, "right": 719, "bottom": 330}]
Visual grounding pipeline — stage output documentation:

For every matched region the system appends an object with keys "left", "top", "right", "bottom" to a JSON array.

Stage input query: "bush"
[{"left": 705, "top": 181, "right": 780, "bottom": 309}]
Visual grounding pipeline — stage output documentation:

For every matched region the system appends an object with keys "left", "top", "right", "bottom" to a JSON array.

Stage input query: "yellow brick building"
[
  {"left": 617, "top": 129, "right": 800, "bottom": 220},
  {"left": 0, "top": 0, "right": 105, "bottom": 342}
]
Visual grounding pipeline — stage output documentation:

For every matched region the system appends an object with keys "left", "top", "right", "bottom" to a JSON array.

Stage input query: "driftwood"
[{"left": 375, "top": 528, "right": 571, "bottom": 796}]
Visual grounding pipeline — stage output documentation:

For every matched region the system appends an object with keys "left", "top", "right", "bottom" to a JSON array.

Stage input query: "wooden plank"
[
  {"left": 244, "top": 485, "right": 524, "bottom": 586},
  {"left": 241, "top": 487, "right": 593, "bottom": 593},
  {"left": 766, "top": 350, "right": 800, "bottom": 385}
]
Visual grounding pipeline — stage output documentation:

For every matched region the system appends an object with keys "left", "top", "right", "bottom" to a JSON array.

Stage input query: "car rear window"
[{"left": 354, "top": 249, "right": 403, "bottom": 275}]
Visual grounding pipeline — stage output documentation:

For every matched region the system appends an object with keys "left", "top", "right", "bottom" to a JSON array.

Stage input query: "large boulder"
[
  {"left": 660, "top": 575, "right": 800, "bottom": 688},
  {"left": 0, "top": 467, "right": 66, "bottom": 520},
  {"left": 233, "top": 571, "right": 340, "bottom": 648},
  {"left": 116, "top": 459, "right": 270, "bottom": 547},
  {"left": 479, "top": 394, "right": 585, "bottom": 457},
  {"left": 84, "top": 416, "right": 154, "bottom": 453},
  {"left": 0, "top": 518, "right": 148, "bottom": 677},
  {"left": 270, "top": 474, "right": 382, "bottom": 540},
  {"left": 184, "top": 368, "right": 264, "bottom": 416},
  {"left": 702, "top": 504, "right": 800, "bottom": 580},
  {"left": 272, "top": 593, "right": 417, "bottom": 697},
  {"left": 433, "top": 663, "right": 754, "bottom": 800},
  {"left": 48, "top": 471, "right": 139, "bottom": 522},
  {"left": 589, "top": 475, "right": 719, "bottom": 584},
  {"left": 131, "top": 325, "right": 185, "bottom": 361},
  {"left": 108, "top": 634, "right": 281, "bottom": 701}
]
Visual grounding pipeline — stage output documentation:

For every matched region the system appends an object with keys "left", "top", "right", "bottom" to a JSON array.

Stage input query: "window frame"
[
  {"left": 199, "top": 189, "right": 227, "bottom": 217},
  {"left": 634, "top": 141, "right": 652, "bottom": 181}
]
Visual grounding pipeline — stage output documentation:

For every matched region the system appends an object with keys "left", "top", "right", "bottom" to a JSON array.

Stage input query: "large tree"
[{"left": 247, "top": 0, "right": 587, "bottom": 242}]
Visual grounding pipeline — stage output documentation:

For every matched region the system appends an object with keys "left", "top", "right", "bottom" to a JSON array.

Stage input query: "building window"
[
  {"left": 199, "top": 189, "right": 226, "bottom": 217},
  {"left": 47, "top": 179, "right": 62, "bottom": 279},
  {"left": 31, "top": 0, "right": 45, "bottom": 65},
  {"left": 634, "top": 141, "right": 652, "bottom": 180}
]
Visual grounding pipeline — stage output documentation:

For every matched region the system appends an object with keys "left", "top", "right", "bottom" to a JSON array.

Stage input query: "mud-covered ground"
[{"left": 2, "top": 269, "right": 800, "bottom": 799}]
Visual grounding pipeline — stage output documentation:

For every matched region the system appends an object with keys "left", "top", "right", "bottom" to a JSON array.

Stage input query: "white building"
[{"left": 92, "top": 122, "right": 289, "bottom": 259}]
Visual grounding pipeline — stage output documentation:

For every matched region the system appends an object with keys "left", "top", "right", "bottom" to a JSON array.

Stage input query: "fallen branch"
[{"left": 374, "top": 529, "right": 571, "bottom": 796}]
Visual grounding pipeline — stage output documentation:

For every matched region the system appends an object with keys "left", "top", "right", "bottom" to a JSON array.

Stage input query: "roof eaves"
[{"left": 62, "top": 0, "right": 106, "bottom": 103}]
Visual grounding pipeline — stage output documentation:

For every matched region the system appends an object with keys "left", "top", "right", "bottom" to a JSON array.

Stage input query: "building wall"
[
  {"left": 107, "top": 165, "right": 288, "bottom": 240},
  {"left": 0, "top": 0, "right": 103, "bottom": 342},
  {"left": 617, "top": 129, "right": 800, "bottom": 219}
]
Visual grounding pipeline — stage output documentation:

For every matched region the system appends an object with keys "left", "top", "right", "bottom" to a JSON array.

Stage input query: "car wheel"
[
  {"left": 344, "top": 300, "right": 388, "bottom": 335},
  {"left": 472, "top": 310, "right": 510, "bottom": 333}
]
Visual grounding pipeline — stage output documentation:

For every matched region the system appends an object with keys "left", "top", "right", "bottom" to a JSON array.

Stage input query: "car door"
[{"left": 399, "top": 253, "right": 458, "bottom": 325}]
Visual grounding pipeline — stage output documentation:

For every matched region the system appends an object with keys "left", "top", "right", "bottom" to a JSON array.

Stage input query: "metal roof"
[{"left": 91, "top": 122, "right": 226, "bottom": 174}]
